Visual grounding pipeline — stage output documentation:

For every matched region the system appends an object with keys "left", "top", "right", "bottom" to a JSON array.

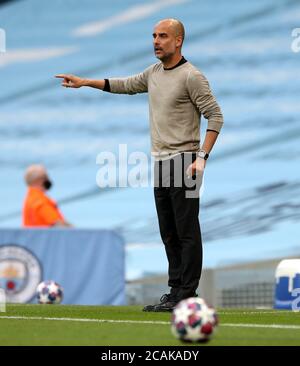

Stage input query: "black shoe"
[
  {"left": 158, "top": 293, "right": 198, "bottom": 312},
  {"left": 142, "top": 293, "right": 174, "bottom": 312},
  {"left": 153, "top": 300, "right": 178, "bottom": 312}
]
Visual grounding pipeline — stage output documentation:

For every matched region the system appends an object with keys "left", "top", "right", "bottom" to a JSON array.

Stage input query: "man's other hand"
[{"left": 186, "top": 157, "right": 206, "bottom": 178}]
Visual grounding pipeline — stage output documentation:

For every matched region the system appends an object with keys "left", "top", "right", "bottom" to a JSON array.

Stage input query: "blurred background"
[{"left": 0, "top": 0, "right": 299, "bottom": 306}]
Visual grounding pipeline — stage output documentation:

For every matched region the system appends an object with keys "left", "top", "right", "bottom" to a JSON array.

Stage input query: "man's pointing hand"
[{"left": 55, "top": 74, "right": 85, "bottom": 88}]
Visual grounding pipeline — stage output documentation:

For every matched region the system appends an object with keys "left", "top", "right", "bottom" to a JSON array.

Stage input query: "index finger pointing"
[{"left": 55, "top": 74, "right": 67, "bottom": 79}]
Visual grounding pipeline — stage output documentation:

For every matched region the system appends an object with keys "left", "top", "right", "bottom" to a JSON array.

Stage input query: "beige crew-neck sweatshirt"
[{"left": 108, "top": 60, "right": 223, "bottom": 159}]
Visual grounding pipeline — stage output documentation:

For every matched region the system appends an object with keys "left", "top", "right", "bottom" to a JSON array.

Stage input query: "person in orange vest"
[{"left": 22, "top": 164, "right": 71, "bottom": 227}]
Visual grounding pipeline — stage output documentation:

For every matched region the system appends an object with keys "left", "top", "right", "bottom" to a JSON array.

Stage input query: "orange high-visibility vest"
[{"left": 22, "top": 187, "right": 65, "bottom": 227}]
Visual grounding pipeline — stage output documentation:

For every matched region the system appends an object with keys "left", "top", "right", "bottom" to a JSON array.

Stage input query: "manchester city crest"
[{"left": 0, "top": 245, "right": 42, "bottom": 303}]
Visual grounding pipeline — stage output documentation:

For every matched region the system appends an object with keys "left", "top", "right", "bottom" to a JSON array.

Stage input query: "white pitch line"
[
  {"left": 0, "top": 316, "right": 169, "bottom": 325},
  {"left": 218, "top": 311, "right": 298, "bottom": 315},
  {"left": 222, "top": 323, "right": 300, "bottom": 330},
  {"left": 1, "top": 316, "right": 300, "bottom": 330}
]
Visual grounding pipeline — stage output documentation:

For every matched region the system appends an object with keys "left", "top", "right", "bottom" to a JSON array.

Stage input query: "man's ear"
[{"left": 176, "top": 35, "right": 183, "bottom": 48}]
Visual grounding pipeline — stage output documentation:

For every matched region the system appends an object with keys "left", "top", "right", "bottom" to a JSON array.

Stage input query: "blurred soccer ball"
[
  {"left": 171, "top": 297, "right": 218, "bottom": 343},
  {"left": 36, "top": 280, "right": 63, "bottom": 304}
]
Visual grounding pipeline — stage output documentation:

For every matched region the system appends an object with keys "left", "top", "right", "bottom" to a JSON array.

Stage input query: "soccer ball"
[
  {"left": 36, "top": 280, "right": 63, "bottom": 304},
  {"left": 171, "top": 297, "right": 218, "bottom": 343}
]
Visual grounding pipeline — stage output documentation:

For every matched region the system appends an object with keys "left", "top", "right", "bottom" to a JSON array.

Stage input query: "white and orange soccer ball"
[
  {"left": 36, "top": 280, "right": 63, "bottom": 304},
  {"left": 171, "top": 297, "right": 218, "bottom": 343}
]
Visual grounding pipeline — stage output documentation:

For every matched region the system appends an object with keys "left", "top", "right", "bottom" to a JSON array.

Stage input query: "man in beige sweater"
[{"left": 56, "top": 19, "right": 223, "bottom": 311}]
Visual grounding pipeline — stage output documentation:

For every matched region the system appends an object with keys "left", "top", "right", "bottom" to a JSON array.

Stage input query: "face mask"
[{"left": 43, "top": 179, "right": 53, "bottom": 190}]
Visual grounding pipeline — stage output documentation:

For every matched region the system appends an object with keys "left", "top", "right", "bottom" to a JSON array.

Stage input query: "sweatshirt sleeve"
[
  {"left": 108, "top": 65, "right": 154, "bottom": 95},
  {"left": 187, "top": 69, "right": 224, "bottom": 133}
]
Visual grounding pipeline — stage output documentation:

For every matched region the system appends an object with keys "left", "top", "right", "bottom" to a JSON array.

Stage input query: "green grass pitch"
[{"left": 1, "top": 304, "right": 300, "bottom": 346}]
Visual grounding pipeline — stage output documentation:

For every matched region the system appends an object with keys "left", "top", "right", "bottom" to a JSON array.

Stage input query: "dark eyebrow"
[{"left": 152, "top": 32, "right": 168, "bottom": 37}]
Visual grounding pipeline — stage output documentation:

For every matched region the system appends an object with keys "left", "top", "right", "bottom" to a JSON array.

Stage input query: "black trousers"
[{"left": 154, "top": 152, "right": 203, "bottom": 301}]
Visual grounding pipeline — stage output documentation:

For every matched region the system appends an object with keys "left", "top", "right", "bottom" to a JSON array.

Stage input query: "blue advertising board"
[{"left": 0, "top": 229, "right": 125, "bottom": 305}]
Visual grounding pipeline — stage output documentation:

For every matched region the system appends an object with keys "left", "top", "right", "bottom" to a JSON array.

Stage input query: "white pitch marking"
[
  {"left": 218, "top": 310, "right": 298, "bottom": 315},
  {"left": 0, "top": 316, "right": 169, "bottom": 325},
  {"left": 1, "top": 316, "right": 300, "bottom": 330},
  {"left": 222, "top": 323, "right": 300, "bottom": 330}
]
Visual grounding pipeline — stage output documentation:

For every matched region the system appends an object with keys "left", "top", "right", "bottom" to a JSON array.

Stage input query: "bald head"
[
  {"left": 155, "top": 18, "right": 185, "bottom": 44},
  {"left": 24, "top": 164, "right": 48, "bottom": 186},
  {"left": 153, "top": 19, "right": 185, "bottom": 64}
]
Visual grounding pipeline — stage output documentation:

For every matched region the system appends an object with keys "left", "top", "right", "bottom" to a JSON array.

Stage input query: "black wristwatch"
[{"left": 197, "top": 149, "right": 209, "bottom": 160}]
